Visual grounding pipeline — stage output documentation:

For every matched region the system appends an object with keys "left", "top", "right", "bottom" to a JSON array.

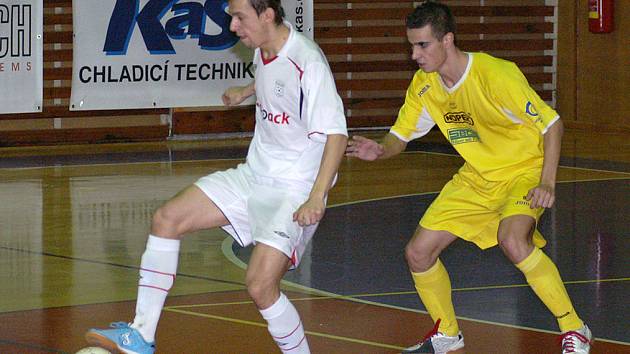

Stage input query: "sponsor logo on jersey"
[
  {"left": 257, "top": 102, "right": 290, "bottom": 125},
  {"left": 525, "top": 101, "right": 539, "bottom": 117},
  {"left": 274, "top": 80, "right": 285, "bottom": 97},
  {"left": 418, "top": 84, "right": 431, "bottom": 97},
  {"left": 444, "top": 111, "right": 474, "bottom": 125},
  {"left": 447, "top": 128, "right": 479, "bottom": 144}
]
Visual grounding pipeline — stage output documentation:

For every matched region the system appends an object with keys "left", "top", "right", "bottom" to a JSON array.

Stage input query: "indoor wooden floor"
[{"left": 0, "top": 130, "right": 628, "bottom": 354}]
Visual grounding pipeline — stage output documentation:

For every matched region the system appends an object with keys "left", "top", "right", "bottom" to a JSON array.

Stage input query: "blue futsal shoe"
[{"left": 85, "top": 322, "right": 155, "bottom": 354}]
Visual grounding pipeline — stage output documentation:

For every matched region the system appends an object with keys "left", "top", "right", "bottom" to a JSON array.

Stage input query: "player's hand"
[
  {"left": 526, "top": 183, "right": 555, "bottom": 209},
  {"left": 293, "top": 197, "right": 326, "bottom": 226},
  {"left": 222, "top": 86, "right": 248, "bottom": 106},
  {"left": 345, "top": 135, "right": 384, "bottom": 161}
]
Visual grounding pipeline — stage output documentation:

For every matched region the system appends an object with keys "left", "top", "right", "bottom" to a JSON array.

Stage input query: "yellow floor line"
[
  {"left": 163, "top": 307, "right": 404, "bottom": 350},
  {"left": 219, "top": 235, "right": 630, "bottom": 346},
  {"left": 167, "top": 276, "right": 630, "bottom": 310}
]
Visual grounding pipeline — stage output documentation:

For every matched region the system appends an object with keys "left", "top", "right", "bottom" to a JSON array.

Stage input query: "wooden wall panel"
[
  {"left": 173, "top": 107, "right": 255, "bottom": 135},
  {"left": 557, "top": 1, "right": 630, "bottom": 132},
  {"left": 0, "top": 126, "right": 169, "bottom": 147},
  {"left": 556, "top": 1, "right": 577, "bottom": 129},
  {"left": 574, "top": 1, "right": 629, "bottom": 130}
]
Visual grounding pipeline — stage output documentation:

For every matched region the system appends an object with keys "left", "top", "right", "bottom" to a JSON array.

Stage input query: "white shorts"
[{"left": 194, "top": 163, "right": 318, "bottom": 269}]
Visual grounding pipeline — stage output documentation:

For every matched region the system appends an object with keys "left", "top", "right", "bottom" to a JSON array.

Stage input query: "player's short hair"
[
  {"left": 406, "top": 1, "right": 456, "bottom": 40},
  {"left": 250, "top": 0, "right": 285, "bottom": 25}
]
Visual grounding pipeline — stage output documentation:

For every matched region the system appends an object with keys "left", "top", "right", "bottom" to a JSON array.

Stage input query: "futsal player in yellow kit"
[{"left": 346, "top": 2, "right": 592, "bottom": 353}]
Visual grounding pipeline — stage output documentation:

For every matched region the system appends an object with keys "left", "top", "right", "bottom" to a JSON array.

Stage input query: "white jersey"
[{"left": 246, "top": 22, "right": 347, "bottom": 187}]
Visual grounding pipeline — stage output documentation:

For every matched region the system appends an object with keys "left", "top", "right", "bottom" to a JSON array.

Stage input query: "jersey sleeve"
[
  {"left": 302, "top": 61, "right": 348, "bottom": 143},
  {"left": 492, "top": 62, "right": 559, "bottom": 134},
  {"left": 390, "top": 73, "right": 435, "bottom": 142}
]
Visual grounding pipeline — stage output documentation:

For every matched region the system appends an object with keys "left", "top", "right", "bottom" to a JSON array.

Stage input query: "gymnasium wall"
[
  {"left": 0, "top": 0, "right": 170, "bottom": 146},
  {"left": 3, "top": 1, "right": 623, "bottom": 146},
  {"left": 557, "top": 1, "right": 630, "bottom": 132},
  {"left": 175, "top": 0, "right": 557, "bottom": 135}
]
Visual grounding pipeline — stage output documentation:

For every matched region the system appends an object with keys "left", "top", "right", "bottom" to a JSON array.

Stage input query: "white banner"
[
  {"left": 70, "top": 0, "right": 313, "bottom": 111},
  {"left": 0, "top": 0, "right": 43, "bottom": 114}
]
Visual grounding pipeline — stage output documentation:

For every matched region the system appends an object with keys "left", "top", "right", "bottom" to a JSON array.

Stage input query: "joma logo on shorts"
[
  {"left": 444, "top": 111, "right": 474, "bottom": 125},
  {"left": 516, "top": 200, "right": 530, "bottom": 206},
  {"left": 274, "top": 231, "right": 291, "bottom": 239}
]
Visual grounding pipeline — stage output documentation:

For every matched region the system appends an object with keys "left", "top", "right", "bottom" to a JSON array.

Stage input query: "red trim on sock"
[
  {"left": 272, "top": 322, "right": 301, "bottom": 339},
  {"left": 283, "top": 336, "right": 307, "bottom": 351},
  {"left": 139, "top": 284, "right": 170, "bottom": 293},
  {"left": 140, "top": 267, "right": 175, "bottom": 277},
  {"left": 139, "top": 268, "right": 175, "bottom": 292}
]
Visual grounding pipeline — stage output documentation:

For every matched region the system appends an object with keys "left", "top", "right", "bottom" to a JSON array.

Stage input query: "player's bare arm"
[
  {"left": 527, "top": 118, "right": 564, "bottom": 209},
  {"left": 345, "top": 133, "right": 407, "bottom": 161},
  {"left": 293, "top": 134, "right": 347, "bottom": 226},
  {"left": 222, "top": 82, "right": 256, "bottom": 106}
]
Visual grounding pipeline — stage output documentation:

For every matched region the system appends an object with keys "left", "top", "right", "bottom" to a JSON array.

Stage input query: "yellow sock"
[
  {"left": 516, "top": 247, "right": 583, "bottom": 332},
  {"left": 411, "top": 259, "right": 459, "bottom": 336}
]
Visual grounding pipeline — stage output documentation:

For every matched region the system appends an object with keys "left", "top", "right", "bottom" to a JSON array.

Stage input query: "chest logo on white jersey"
[
  {"left": 274, "top": 80, "right": 285, "bottom": 97},
  {"left": 257, "top": 102, "right": 290, "bottom": 125}
]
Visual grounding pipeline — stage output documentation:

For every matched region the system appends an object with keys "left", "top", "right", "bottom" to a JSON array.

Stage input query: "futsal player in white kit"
[{"left": 85, "top": 0, "right": 348, "bottom": 353}]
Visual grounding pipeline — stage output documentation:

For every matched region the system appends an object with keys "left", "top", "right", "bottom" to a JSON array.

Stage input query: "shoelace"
[
  {"left": 110, "top": 321, "right": 131, "bottom": 329},
  {"left": 421, "top": 319, "right": 442, "bottom": 342},
  {"left": 558, "top": 330, "right": 589, "bottom": 353}
]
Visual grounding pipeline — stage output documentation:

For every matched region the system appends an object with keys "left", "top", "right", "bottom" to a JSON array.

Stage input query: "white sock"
[
  {"left": 130, "top": 235, "right": 180, "bottom": 343},
  {"left": 260, "top": 293, "right": 310, "bottom": 354}
]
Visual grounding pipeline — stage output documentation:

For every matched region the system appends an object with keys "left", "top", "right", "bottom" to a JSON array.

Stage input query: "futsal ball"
[{"left": 75, "top": 347, "right": 111, "bottom": 354}]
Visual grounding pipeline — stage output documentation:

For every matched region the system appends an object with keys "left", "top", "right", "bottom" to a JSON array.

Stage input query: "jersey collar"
[
  {"left": 439, "top": 52, "right": 473, "bottom": 94},
  {"left": 261, "top": 21, "right": 295, "bottom": 65}
]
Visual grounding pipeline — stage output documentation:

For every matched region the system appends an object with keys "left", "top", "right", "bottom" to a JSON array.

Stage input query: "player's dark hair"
[
  {"left": 250, "top": 0, "right": 285, "bottom": 25},
  {"left": 406, "top": 1, "right": 456, "bottom": 40}
]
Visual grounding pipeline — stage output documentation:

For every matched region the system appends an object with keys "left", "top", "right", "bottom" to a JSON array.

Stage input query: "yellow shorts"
[{"left": 420, "top": 169, "right": 546, "bottom": 249}]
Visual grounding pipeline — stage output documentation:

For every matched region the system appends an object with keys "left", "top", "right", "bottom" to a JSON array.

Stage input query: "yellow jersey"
[{"left": 391, "top": 52, "right": 559, "bottom": 181}]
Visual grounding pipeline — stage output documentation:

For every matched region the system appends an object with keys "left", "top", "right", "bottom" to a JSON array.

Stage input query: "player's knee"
[
  {"left": 498, "top": 233, "right": 532, "bottom": 263},
  {"left": 246, "top": 276, "right": 275, "bottom": 308},
  {"left": 405, "top": 243, "right": 434, "bottom": 272},
  {"left": 151, "top": 205, "right": 183, "bottom": 237}
]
